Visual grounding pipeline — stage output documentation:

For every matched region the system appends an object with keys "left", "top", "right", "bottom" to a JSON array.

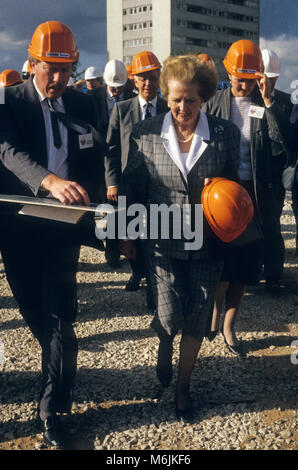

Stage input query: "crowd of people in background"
[{"left": 0, "top": 20, "right": 297, "bottom": 448}]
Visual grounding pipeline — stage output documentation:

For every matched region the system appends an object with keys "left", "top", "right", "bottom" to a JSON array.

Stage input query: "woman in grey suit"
[{"left": 122, "top": 55, "right": 240, "bottom": 420}]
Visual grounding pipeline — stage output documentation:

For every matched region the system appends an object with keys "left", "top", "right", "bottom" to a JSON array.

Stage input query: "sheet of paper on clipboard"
[{"left": 0, "top": 194, "right": 120, "bottom": 224}]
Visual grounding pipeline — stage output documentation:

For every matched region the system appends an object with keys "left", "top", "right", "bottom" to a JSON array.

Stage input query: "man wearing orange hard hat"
[
  {"left": 106, "top": 51, "right": 168, "bottom": 297},
  {"left": 0, "top": 20, "right": 105, "bottom": 447},
  {"left": 203, "top": 39, "right": 293, "bottom": 357}
]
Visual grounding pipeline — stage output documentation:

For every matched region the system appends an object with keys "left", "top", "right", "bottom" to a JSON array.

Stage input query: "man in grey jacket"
[{"left": 106, "top": 51, "right": 168, "bottom": 295}]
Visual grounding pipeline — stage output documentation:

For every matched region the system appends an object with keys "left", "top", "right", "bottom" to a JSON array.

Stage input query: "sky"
[{"left": 0, "top": 0, "right": 296, "bottom": 92}]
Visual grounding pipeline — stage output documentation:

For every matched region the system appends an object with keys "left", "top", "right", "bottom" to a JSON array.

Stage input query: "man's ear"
[{"left": 29, "top": 59, "right": 37, "bottom": 74}]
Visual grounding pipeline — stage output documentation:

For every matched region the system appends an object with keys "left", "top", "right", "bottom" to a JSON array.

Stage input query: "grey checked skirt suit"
[{"left": 123, "top": 110, "right": 240, "bottom": 339}]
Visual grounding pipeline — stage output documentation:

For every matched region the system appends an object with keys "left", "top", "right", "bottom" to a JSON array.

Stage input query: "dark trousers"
[
  {"left": 129, "top": 239, "right": 148, "bottom": 278},
  {"left": 1, "top": 215, "right": 80, "bottom": 413}
]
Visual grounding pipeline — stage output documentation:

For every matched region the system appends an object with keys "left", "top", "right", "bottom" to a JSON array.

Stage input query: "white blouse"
[{"left": 160, "top": 110, "right": 210, "bottom": 182}]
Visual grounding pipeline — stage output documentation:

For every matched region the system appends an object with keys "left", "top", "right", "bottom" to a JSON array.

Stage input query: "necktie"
[
  {"left": 47, "top": 99, "right": 62, "bottom": 149},
  {"left": 144, "top": 102, "right": 152, "bottom": 119}
]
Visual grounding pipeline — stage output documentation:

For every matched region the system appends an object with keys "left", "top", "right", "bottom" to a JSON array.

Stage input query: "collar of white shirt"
[
  {"left": 160, "top": 110, "right": 210, "bottom": 180},
  {"left": 138, "top": 95, "right": 158, "bottom": 111},
  {"left": 33, "top": 76, "right": 64, "bottom": 108}
]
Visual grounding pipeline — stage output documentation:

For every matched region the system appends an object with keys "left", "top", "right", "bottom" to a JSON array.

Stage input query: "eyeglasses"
[{"left": 136, "top": 74, "right": 159, "bottom": 83}]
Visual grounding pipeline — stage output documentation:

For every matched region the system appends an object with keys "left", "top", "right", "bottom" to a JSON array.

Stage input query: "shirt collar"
[
  {"left": 161, "top": 109, "right": 210, "bottom": 141},
  {"left": 138, "top": 94, "right": 158, "bottom": 109},
  {"left": 33, "top": 76, "right": 64, "bottom": 107}
]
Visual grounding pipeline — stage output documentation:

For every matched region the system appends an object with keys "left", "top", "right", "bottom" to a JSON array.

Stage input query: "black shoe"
[
  {"left": 175, "top": 404, "right": 194, "bottom": 423},
  {"left": 42, "top": 415, "right": 65, "bottom": 448},
  {"left": 206, "top": 330, "right": 219, "bottom": 342},
  {"left": 125, "top": 274, "right": 142, "bottom": 291},
  {"left": 175, "top": 390, "right": 194, "bottom": 423},
  {"left": 221, "top": 328, "right": 246, "bottom": 358}
]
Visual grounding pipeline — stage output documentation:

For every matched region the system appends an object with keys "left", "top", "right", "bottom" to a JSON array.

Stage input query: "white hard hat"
[
  {"left": 261, "top": 49, "right": 280, "bottom": 78},
  {"left": 103, "top": 59, "right": 128, "bottom": 87},
  {"left": 22, "top": 60, "right": 29, "bottom": 73},
  {"left": 84, "top": 66, "right": 102, "bottom": 80}
]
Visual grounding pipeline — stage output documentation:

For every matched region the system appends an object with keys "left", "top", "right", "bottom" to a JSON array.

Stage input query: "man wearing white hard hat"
[
  {"left": 74, "top": 66, "right": 103, "bottom": 93},
  {"left": 261, "top": 48, "right": 294, "bottom": 291},
  {"left": 92, "top": 59, "right": 135, "bottom": 267},
  {"left": 84, "top": 66, "right": 103, "bottom": 91}
]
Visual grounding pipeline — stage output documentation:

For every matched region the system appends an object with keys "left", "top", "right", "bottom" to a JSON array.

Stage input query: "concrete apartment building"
[{"left": 106, "top": 0, "right": 260, "bottom": 80}]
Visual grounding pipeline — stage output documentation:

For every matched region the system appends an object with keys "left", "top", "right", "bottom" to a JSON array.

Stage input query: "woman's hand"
[
  {"left": 106, "top": 186, "right": 118, "bottom": 202},
  {"left": 204, "top": 178, "right": 212, "bottom": 186}
]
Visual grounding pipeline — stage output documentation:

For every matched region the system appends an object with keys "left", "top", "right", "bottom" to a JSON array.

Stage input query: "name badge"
[
  {"left": 248, "top": 105, "right": 265, "bottom": 119},
  {"left": 79, "top": 133, "right": 94, "bottom": 149}
]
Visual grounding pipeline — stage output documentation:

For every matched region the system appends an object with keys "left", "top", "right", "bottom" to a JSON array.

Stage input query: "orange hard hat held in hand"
[{"left": 201, "top": 177, "right": 254, "bottom": 243}]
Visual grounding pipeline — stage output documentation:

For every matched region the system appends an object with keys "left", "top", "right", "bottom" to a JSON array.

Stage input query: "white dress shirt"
[{"left": 33, "top": 77, "right": 69, "bottom": 179}]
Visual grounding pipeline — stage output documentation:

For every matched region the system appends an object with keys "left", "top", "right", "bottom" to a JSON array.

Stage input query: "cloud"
[
  {"left": 260, "top": 1, "right": 296, "bottom": 39},
  {"left": 0, "top": 31, "right": 27, "bottom": 52},
  {"left": 260, "top": 35, "right": 298, "bottom": 94},
  {"left": 0, "top": 0, "right": 107, "bottom": 73}
]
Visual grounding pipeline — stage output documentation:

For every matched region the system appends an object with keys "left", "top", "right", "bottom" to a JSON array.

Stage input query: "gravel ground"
[{"left": 0, "top": 194, "right": 297, "bottom": 451}]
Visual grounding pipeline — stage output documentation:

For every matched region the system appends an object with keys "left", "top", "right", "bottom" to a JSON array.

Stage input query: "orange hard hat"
[
  {"left": 0, "top": 69, "right": 23, "bottom": 87},
  {"left": 28, "top": 21, "right": 79, "bottom": 63},
  {"left": 131, "top": 51, "right": 161, "bottom": 75},
  {"left": 126, "top": 64, "right": 134, "bottom": 80},
  {"left": 197, "top": 53, "right": 213, "bottom": 64},
  {"left": 201, "top": 177, "right": 254, "bottom": 243},
  {"left": 223, "top": 39, "right": 263, "bottom": 79}
]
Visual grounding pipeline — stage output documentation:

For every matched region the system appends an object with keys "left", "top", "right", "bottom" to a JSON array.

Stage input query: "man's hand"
[
  {"left": 106, "top": 185, "right": 118, "bottom": 202},
  {"left": 255, "top": 72, "right": 273, "bottom": 107},
  {"left": 119, "top": 240, "right": 136, "bottom": 259},
  {"left": 41, "top": 174, "right": 90, "bottom": 205},
  {"left": 74, "top": 79, "right": 85, "bottom": 90}
]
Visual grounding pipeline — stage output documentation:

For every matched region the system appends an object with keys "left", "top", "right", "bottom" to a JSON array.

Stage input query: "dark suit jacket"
[
  {"left": 106, "top": 95, "right": 169, "bottom": 187},
  {"left": 91, "top": 85, "right": 135, "bottom": 138},
  {"left": 0, "top": 76, "right": 105, "bottom": 202},
  {"left": 123, "top": 112, "right": 240, "bottom": 260}
]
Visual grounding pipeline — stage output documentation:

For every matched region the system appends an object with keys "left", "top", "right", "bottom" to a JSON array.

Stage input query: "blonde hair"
[{"left": 160, "top": 54, "right": 218, "bottom": 102}]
